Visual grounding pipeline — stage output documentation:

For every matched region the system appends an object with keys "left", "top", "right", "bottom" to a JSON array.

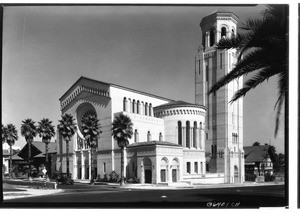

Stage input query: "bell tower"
[{"left": 195, "top": 10, "right": 244, "bottom": 183}]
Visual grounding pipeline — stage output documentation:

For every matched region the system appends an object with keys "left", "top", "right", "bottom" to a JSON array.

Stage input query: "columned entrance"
[
  {"left": 77, "top": 160, "right": 82, "bottom": 179},
  {"left": 85, "top": 159, "right": 89, "bottom": 179},
  {"left": 160, "top": 158, "right": 168, "bottom": 182},
  {"left": 143, "top": 158, "right": 152, "bottom": 184},
  {"left": 171, "top": 158, "right": 179, "bottom": 182},
  {"left": 172, "top": 169, "right": 177, "bottom": 182},
  {"left": 234, "top": 166, "right": 239, "bottom": 183}
]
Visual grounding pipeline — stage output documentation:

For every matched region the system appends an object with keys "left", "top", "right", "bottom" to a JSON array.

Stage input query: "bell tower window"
[
  {"left": 221, "top": 27, "right": 227, "bottom": 38},
  {"left": 209, "top": 30, "right": 215, "bottom": 47}
]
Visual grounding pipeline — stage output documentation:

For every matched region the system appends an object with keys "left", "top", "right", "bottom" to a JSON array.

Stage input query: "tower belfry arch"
[{"left": 195, "top": 10, "right": 244, "bottom": 183}]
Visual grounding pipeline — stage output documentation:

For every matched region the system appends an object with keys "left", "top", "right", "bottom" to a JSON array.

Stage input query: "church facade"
[{"left": 55, "top": 10, "right": 244, "bottom": 185}]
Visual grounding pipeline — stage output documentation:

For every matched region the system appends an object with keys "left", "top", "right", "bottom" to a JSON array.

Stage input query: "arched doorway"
[
  {"left": 77, "top": 160, "right": 82, "bottom": 179},
  {"left": 160, "top": 158, "right": 168, "bottom": 182},
  {"left": 85, "top": 159, "right": 89, "bottom": 180},
  {"left": 172, "top": 158, "right": 179, "bottom": 182},
  {"left": 234, "top": 165, "right": 239, "bottom": 183},
  {"left": 143, "top": 158, "right": 152, "bottom": 184}
]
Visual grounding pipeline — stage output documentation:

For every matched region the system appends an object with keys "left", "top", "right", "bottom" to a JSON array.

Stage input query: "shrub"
[
  {"left": 109, "top": 171, "right": 119, "bottom": 182},
  {"left": 265, "top": 173, "right": 275, "bottom": 182},
  {"left": 96, "top": 174, "right": 101, "bottom": 182},
  {"left": 245, "top": 173, "right": 256, "bottom": 182},
  {"left": 102, "top": 174, "right": 109, "bottom": 182},
  {"left": 51, "top": 171, "right": 59, "bottom": 179},
  {"left": 126, "top": 176, "right": 140, "bottom": 184}
]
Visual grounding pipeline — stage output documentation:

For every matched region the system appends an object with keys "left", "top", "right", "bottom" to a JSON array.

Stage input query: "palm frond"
[{"left": 229, "top": 67, "right": 277, "bottom": 103}]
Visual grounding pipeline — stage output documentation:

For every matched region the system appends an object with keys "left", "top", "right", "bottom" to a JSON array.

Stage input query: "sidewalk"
[
  {"left": 3, "top": 186, "right": 64, "bottom": 200},
  {"left": 2, "top": 181, "right": 284, "bottom": 200},
  {"left": 119, "top": 181, "right": 285, "bottom": 190}
]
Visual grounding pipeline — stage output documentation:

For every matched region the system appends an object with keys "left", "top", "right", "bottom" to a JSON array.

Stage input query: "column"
[
  {"left": 141, "top": 103, "right": 145, "bottom": 115},
  {"left": 138, "top": 102, "right": 142, "bottom": 114},
  {"left": 150, "top": 105, "right": 153, "bottom": 117},
  {"left": 199, "top": 128, "right": 202, "bottom": 150},
  {"left": 128, "top": 99, "right": 132, "bottom": 113},
  {"left": 168, "top": 165, "right": 172, "bottom": 183},
  {"left": 126, "top": 99, "right": 130, "bottom": 112},
  {"left": 214, "top": 30, "right": 217, "bottom": 46},
  {"left": 73, "top": 153, "right": 77, "bottom": 180},
  {"left": 205, "top": 32, "right": 209, "bottom": 48},
  {"left": 182, "top": 127, "right": 186, "bottom": 147},
  {"left": 89, "top": 150, "right": 91, "bottom": 180},
  {"left": 190, "top": 128, "right": 193, "bottom": 149},
  {"left": 81, "top": 151, "right": 85, "bottom": 179},
  {"left": 133, "top": 101, "right": 136, "bottom": 113},
  {"left": 195, "top": 128, "right": 199, "bottom": 149}
]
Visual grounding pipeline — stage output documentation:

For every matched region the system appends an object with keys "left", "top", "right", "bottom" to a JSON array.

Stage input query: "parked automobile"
[{"left": 56, "top": 173, "right": 74, "bottom": 185}]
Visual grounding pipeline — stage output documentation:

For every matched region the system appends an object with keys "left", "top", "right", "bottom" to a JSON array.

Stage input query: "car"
[{"left": 56, "top": 173, "right": 74, "bottom": 185}]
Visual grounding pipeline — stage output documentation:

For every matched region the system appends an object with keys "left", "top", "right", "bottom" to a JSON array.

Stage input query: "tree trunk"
[
  {"left": 28, "top": 140, "right": 32, "bottom": 180},
  {"left": 90, "top": 146, "right": 93, "bottom": 184},
  {"left": 120, "top": 147, "right": 125, "bottom": 186},
  {"left": 9, "top": 145, "right": 12, "bottom": 179},
  {"left": 45, "top": 141, "right": 49, "bottom": 179},
  {"left": 66, "top": 139, "right": 69, "bottom": 177}
]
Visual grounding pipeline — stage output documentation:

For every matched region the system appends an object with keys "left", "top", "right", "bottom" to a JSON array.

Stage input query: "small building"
[
  {"left": 16, "top": 141, "right": 57, "bottom": 177},
  {"left": 2, "top": 143, "right": 20, "bottom": 175},
  {"left": 244, "top": 145, "right": 274, "bottom": 177}
]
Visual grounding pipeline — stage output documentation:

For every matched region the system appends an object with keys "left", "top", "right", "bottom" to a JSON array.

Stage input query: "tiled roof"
[
  {"left": 127, "top": 141, "right": 181, "bottom": 148},
  {"left": 11, "top": 154, "right": 23, "bottom": 160},
  {"left": 60, "top": 76, "right": 174, "bottom": 102},
  {"left": 31, "top": 141, "right": 57, "bottom": 154},
  {"left": 2, "top": 149, "right": 9, "bottom": 156},
  {"left": 244, "top": 145, "right": 270, "bottom": 163},
  {"left": 154, "top": 100, "right": 206, "bottom": 110}
]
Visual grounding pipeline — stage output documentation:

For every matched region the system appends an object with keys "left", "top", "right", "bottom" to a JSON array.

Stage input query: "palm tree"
[
  {"left": 111, "top": 113, "right": 133, "bottom": 186},
  {"left": 57, "top": 114, "right": 77, "bottom": 178},
  {"left": 21, "top": 119, "right": 37, "bottom": 180},
  {"left": 209, "top": 5, "right": 287, "bottom": 136},
  {"left": 3, "top": 124, "right": 18, "bottom": 179},
  {"left": 81, "top": 114, "right": 101, "bottom": 183},
  {"left": 2, "top": 124, "right": 8, "bottom": 144},
  {"left": 37, "top": 118, "right": 55, "bottom": 179}
]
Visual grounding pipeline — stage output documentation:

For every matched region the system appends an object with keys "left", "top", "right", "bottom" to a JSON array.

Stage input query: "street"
[{"left": 2, "top": 183, "right": 286, "bottom": 208}]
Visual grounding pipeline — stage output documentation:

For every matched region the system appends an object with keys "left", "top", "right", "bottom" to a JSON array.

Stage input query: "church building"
[{"left": 55, "top": 10, "right": 245, "bottom": 185}]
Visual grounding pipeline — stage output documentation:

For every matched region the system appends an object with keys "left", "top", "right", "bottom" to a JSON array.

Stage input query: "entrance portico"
[{"left": 127, "top": 141, "right": 183, "bottom": 184}]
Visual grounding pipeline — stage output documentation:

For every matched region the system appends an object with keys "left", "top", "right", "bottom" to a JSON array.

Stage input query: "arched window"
[
  {"left": 159, "top": 132, "right": 163, "bottom": 141},
  {"left": 123, "top": 97, "right": 127, "bottom": 112},
  {"left": 137, "top": 100, "right": 140, "bottom": 114},
  {"left": 147, "top": 131, "right": 151, "bottom": 142},
  {"left": 145, "top": 102, "right": 148, "bottom": 116},
  {"left": 209, "top": 29, "right": 215, "bottom": 46},
  {"left": 134, "top": 129, "right": 139, "bottom": 143},
  {"left": 149, "top": 103, "right": 152, "bottom": 116},
  {"left": 193, "top": 121, "right": 197, "bottom": 148},
  {"left": 178, "top": 121, "right": 182, "bottom": 145},
  {"left": 186, "top": 121, "right": 190, "bottom": 148},
  {"left": 221, "top": 27, "right": 227, "bottom": 37},
  {"left": 132, "top": 99, "right": 136, "bottom": 113},
  {"left": 128, "top": 98, "right": 132, "bottom": 112},
  {"left": 231, "top": 29, "right": 235, "bottom": 37},
  {"left": 200, "top": 162, "right": 203, "bottom": 174}
]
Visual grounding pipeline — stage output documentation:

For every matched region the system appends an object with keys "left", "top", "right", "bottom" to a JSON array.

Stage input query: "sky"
[{"left": 2, "top": 4, "right": 285, "bottom": 153}]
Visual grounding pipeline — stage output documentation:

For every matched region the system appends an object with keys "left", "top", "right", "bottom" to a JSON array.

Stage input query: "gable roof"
[
  {"left": 18, "top": 141, "right": 57, "bottom": 160},
  {"left": 60, "top": 76, "right": 174, "bottom": 102},
  {"left": 154, "top": 100, "right": 206, "bottom": 110},
  {"left": 244, "top": 145, "right": 270, "bottom": 163},
  {"left": 31, "top": 141, "right": 57, "bottom": 154}
]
